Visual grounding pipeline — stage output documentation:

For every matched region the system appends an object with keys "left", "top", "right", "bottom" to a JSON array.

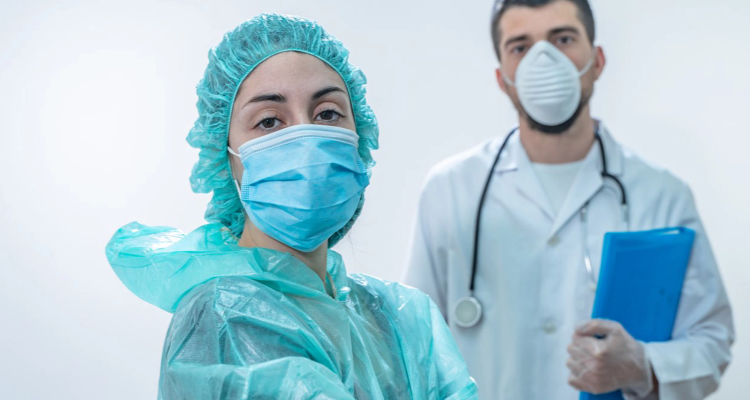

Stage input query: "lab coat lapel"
[
  {"left": 513, "top": 140, "right": 556, "bottom": 221},
  {"left": 547, "top": 124, "right": 623, "bottom": 237},
  {"left": 547, "top": 149, "right": 603, "bottom": 238}
]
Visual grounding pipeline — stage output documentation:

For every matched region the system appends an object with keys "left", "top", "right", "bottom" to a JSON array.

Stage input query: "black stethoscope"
[{"left": 451, "top": 127, "right": 630, "bottom": 328}]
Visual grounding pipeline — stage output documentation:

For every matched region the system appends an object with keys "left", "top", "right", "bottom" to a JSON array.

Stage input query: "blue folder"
[{"left": 580, "top": 227, "right": 695, "bottom": 400}]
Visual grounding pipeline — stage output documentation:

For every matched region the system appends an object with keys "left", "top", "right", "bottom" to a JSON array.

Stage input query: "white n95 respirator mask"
[{"left": 503, "top": 41, "right": 595, "bottom": 127}]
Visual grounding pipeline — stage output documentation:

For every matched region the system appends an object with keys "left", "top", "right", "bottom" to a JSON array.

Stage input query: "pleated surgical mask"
[
  {"left": 503, "top": 41, "right": 595, "bottom": 127},
  {"left": 228, "top": 124, "right": 369, "bottom": 252}
]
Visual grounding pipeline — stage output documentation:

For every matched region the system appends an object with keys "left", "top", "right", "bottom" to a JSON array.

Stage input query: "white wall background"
[{"left": 0, "top": 0, "right": 747, "bottom": 398}]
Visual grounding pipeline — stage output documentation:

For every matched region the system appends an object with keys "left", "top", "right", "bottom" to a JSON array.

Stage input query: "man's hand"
[{"left": 566, "top": 319, "right": 654, "bottom": 396}]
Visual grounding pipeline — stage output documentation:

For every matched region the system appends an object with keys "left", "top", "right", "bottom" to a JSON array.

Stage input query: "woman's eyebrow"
[
  {"left": 244, "top": 93, "right": 286, "bottom": 108},
  {"left": 312, "top": 86, "right": 346, "bottom": 100}
]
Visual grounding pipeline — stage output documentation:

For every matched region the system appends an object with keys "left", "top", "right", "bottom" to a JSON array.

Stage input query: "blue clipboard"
[{"left": 580, "top": 227, "right": 695, "bottom": 400}]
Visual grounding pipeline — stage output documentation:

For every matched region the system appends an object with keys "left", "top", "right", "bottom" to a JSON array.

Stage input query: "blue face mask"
[{"left": 228, "top": 124, "right": 369, "bottom": 252}]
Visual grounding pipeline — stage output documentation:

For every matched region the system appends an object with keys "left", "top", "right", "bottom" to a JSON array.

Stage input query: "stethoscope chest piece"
[{"left": 452, "top": 296, "right": 482, "bottom": 328}]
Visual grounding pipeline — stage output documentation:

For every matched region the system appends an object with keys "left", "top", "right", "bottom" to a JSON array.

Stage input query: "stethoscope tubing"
[{"left": 458, "top": 127, "right": 629, "bottom": 328}]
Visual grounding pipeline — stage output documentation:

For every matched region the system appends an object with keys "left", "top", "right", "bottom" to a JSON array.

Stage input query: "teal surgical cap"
[{"left": 187, "top": 13, "right": 379, "bottom": 246}]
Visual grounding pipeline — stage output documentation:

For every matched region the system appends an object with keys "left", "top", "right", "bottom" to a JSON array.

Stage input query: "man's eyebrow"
[
  {"left": 503, "top": 26, "right": 582, "bottom": 50},
  {"left": 504, "top": 34, "right": 530, "bottom": 49},
  {"left": 244, "top": 93, "right": 286, "bottom": 108},
  {"left": 549, "top": 26, "right": 581, "bottom": 37},
  {"left": 312, "top": 86, "right": 346, "bottom": 100}
]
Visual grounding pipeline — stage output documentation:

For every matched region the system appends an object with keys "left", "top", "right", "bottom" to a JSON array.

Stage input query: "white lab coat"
[{"left": 404, "top": 123, "right": 734, "bottom": 400}]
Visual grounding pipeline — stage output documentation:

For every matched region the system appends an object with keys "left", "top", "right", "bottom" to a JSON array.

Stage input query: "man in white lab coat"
[{"left": 404, "top": 0, "right": 734, "bottom": 399}]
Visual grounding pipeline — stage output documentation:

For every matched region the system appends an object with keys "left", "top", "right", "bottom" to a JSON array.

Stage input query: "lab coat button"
[
  {"left": 543, "top": 322, "right": 557, "bottom": 334},
  {"left": 548, "top": 236, "right": 560, "bottom": 246}
]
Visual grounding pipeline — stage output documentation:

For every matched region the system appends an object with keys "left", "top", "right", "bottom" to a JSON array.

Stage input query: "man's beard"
[
  {"left": 526, "top": 101, "right": 585, "bottom": 135},
  {"left": 512, "top": 90, "right": 591, "bottom": 135}
]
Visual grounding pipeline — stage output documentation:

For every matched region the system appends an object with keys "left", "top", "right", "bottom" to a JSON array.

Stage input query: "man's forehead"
[{"left": 499, "top": 1, "right": 583, "bottom": 40}]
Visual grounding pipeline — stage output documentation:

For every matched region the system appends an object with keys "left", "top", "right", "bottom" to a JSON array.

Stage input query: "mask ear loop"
[
  {"left": 578, "top": 53, "right": 596, "bottom": 77},
  {"left": 232, "top": 178, "right": 242, "bottom": 198},
  {"left": 501, "top": 69, "right": 516, "bottom": 88},
  {"left": 227, "top": 146, "right": 243, "bottom": 198}
]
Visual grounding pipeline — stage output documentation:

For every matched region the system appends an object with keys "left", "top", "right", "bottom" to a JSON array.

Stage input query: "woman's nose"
[{"left": 288, "top": 112, "right": 314, "bottom": 126}]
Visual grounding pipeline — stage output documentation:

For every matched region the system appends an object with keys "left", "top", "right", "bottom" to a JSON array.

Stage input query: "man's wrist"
[{"left": 624, "top": 345, "right": 655, "bottom": 398}]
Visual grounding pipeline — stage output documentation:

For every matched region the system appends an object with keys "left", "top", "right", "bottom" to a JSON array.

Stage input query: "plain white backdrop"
[{"left": 0, "top": 0, "right": 747, "bottom": 398}]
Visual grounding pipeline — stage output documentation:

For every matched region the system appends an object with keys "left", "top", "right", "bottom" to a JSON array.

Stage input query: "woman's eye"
[
  {"left": 256, "top": 117, "right": 280, "bottom": 130},
  {"left": 317, "top": 109, "right": 343, "bottom": 122}
]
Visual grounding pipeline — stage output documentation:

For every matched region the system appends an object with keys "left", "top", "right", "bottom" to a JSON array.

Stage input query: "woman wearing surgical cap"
[{"left": 106, "top": 14, "right": 477, "bottom": 399}]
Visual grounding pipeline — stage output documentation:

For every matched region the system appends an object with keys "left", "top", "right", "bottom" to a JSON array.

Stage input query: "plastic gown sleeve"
[
  {"left": 425, "top": 297, "right": 479, "bottom": 399},
  {"left": 358, "top": 275, "right": 478, "bottom": 399},
  {"left": 158, "top": 279, "right": 356, "bottom": 400},
  {"left": 163, "top": 358, "right": 354, "bottom": 400}
]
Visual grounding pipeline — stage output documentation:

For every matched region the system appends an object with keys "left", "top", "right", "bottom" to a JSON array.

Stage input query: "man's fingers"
[
  {"left": 577, "top": 335, "right": 610, "bottom": 359},
  {"left": 568, "top": 375, "right": 588, "bottom": 392},
  {"left": 575, "top": 319, "right": 620, "bottom": 337},
  {"left": 566, "top": 356, "right": 585, "bottom": 377},
  {"left": 567, "top": 341, "right": 590, "bottom": 361}
]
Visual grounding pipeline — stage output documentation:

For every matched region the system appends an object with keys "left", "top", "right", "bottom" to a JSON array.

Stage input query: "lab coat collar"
[
  {"left": 596, "top": 121, "right": 623, "bottom": 176},
  {"left": 494, "top": 129, "right": 520, "bottom": 174},
  {"left": 494, "top": 121, "right": 622, "bottom": 175},
  {"left": 494, "top": 121, "right": 624, "bottom": 234}
]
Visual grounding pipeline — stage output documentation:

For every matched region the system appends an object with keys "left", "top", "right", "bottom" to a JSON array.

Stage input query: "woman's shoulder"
[
  {"left": 165, "top": 275, "right": 326, "bottom": 368},
  {"left": 177, "top": 275, "right": 287, "bottom": 316},
  {"left": 347, "top": 274, "right": 436, "bottom": 316}
]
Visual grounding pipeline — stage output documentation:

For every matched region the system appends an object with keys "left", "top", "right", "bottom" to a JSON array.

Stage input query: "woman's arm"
[
  {"left": 159, "top": 278, "right": 355, "bottom": 400},
  {"left": 426, "top": 299, "right": 480, "bottom": 400},
  {"left": 357, "top": 276, "right": 479, "bottom": 400},
  {"left": 161, "top": 357, "right": 355, "bottom": 400}
]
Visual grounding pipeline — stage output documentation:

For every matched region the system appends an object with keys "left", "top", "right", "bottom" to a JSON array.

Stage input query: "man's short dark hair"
[{"left": 491, "top": 0, "right": 596, "bottom": 61}]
